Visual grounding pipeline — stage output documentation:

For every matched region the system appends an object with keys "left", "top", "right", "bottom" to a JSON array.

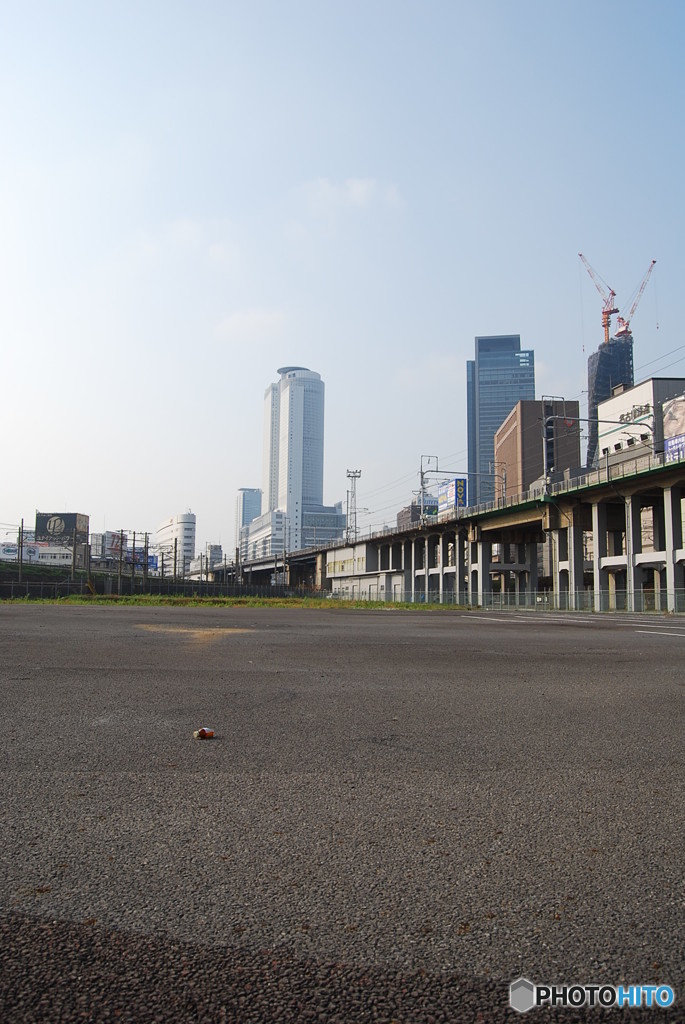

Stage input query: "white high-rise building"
[
  {"left": 155, "top": 512, "right": 196, "bottom": 577},
  {"left": 245, "top": 366, "right": 345, "bottom": 556},
  {"left": 262, "top": 384, "right": 280, "bottom": 514},
  {"left": 266, "top": 366, "right": 325, "bottom": 549}
]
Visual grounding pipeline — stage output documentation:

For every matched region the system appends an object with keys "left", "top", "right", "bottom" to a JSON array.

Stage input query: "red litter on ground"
[{"left": 193, "top": 728, "right": 215, "bottom": 739}]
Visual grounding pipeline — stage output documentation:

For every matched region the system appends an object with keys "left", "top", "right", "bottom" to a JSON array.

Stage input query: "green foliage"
[{"left": 5, "top": 593, "right": 466, "bottom": 611}]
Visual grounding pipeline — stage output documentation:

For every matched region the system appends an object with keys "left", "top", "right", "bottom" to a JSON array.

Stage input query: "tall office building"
[
  {"left": 586, "top": 336, "right": 634, "bottom": 467},
  {"left": 467, "top": 335, "right": 535, "bottom": 505},
  {"left": 262, "top": 384, "right": 280, "bottom": 514},
  {"left": 265, "top": 367, "right": 325, "bottom": 522},
  {"left": 246, "top": 366, "right": 345, "bottom": 555},
  {"left": 234, "top": 488, "right": 262, "bottom": 552}
]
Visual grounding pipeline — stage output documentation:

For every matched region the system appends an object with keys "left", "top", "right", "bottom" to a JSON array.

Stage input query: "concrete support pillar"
[
  {"left": 529, "top": 542, "right": 538, "bottom": 602},
  {"left": 477, "top": 539, "right": 492, "bottom": 606},
  {"left": 664, "top": 485, "right": 684, "bottom": 612},
  {"left": 421, "top": 536, "right": 427, "bottom": 598},
  {"left": 438, "top": 536, "right": 445, "bottom": 604},
  {"left": 468, "top": 541, "right": 476, "bottom": 606},
  {"left": 568, "top": 508, "right": 585, "bottom": 610},
  {"left": 654, "top": 568, "right": 664, "bottom": 611},
  {"left": 592, "top": 501, "right": 608, "bottom": 611},
  {"left": 457, "top": 533, "right": 467, "bottom": 605},
  {"left": 625, "top": 495, "right": 643, "bottom": 612},
  {"left": 653, "top": 498, "right": 667, "bottom": 552},
  {"left": 552, "top": 527, "right": 568, "bottom": 610},
  {"left": 609, "top": 529, "right": 624, "bottom": 557},
  {"left": 410, "top": 538, "right": 416, "bottom": 603},
  {"left": 608, "top": 570, "right": 616, "bottom": 611}
]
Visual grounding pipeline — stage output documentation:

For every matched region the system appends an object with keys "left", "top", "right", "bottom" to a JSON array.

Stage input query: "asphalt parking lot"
[{"left": 0, "top": 604, "right": 682, "bottom": 1022}]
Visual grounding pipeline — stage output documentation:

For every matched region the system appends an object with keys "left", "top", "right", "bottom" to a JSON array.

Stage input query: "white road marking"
[
  {"left": 635, "top": 629, "right": 685, "bottom": 637},
  {"left": 463, "top": 615, "right": 516, "bottom": 623}
]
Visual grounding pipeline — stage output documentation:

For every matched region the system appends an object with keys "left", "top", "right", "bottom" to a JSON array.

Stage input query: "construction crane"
[
  {"left": 578, "top": 253, "right": 619, "bottom": 345},
  {"left": 615, "top": 260, "right": 657, "bottom": 338}
]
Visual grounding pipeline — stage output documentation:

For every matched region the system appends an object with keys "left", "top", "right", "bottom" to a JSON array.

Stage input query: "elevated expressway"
[{"left": 320, "top": 452, "right": 685, "bottom": 613}]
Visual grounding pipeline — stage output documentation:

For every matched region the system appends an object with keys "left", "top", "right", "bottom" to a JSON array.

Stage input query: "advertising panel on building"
[
  {"left": 103, "top": 531, "right": 126, "bottom": 557},
  {"left": 663, "top": 396, "right": 685, "bottom": 462},
  {"left": 438, "top": 478, "right": 467, "bottom": 512},
  {"left": 125, "top": 549, "right": 158, "bottom": 571},
  {"left": 35, "top": 512, "right": 89, "bottom": 547},
  {"left": 1, "top": 542, "right": 46, "bottom": 561}
]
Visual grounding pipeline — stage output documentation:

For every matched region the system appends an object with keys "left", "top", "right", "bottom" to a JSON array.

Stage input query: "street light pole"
[
  {"left": 419, "top": 456, "right": 438, "bottom": 521},
  {"left": 18, "top": 519, "right": 23, "bottom": 584}
]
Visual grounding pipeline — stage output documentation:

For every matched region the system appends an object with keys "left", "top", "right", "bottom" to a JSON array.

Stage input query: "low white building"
[
  {"left": 326, "top": 533, "right": 464, "bottom": 604},
  {"left": 241, "top": 510, "right": 286, "bottom": 562},
  {"left": 155, "top": 512, "right": 196, "bottom": 576},
  {"left": 597, "top": 377, "right": 685, "bottom": 465}
]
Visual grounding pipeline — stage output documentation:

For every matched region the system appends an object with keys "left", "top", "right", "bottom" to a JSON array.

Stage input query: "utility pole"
[
  {"left": 118, "top": 530, "right": 124, "bottom": 595},
  {"left": 173, "top": 537, "right": 178, "bottom": 583},
  {"left": 419, "top": 456, "right": 438, "bottom": 521},
  {"left": 71, "top": 527, "right": 77, "bottom": 582},
  {"left": 18, "top": 519, "right": 23, "bottom": 584},
  {"left": 489, "top": 461, "right": 507, "bottom": 502},
  {"left": 346, "top": 469, "right": 361, "bottom": 543},
  {"left": 131, "top": 531, "right": 136, "bottom": 594},
  {"left": 143, "top": 532, "right": 149, "bottom": 592}
]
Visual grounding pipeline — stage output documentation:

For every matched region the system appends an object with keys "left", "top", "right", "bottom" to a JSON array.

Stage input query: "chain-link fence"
[
  {"left": 3, "top": 574, "right": 685, "bottom": 612},
  {"left": 0, "top": 578, "right": 324, "bottom": 601},
  {"left": 328, "top": 587, "right": 685, "bottom": 612}
]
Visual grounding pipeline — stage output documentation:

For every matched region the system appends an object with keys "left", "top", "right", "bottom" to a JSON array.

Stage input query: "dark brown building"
[{"left": 494, "top": 400, "right": 581, "bottom": 500}]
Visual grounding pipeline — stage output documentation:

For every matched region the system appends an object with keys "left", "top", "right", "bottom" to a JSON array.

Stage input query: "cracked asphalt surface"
[{"left": 0, "top": 604, "right": 682, "bottom": 1022}]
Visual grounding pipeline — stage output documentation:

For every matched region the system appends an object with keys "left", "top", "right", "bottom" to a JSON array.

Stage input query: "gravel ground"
[{"left": 0, "top": 605, "right": 682, "bottom": 1022}]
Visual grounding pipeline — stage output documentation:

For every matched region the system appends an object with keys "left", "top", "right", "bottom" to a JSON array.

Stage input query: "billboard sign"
[
  {"left": 438, "top": 477, "right": 467, "bottom": 511},
  {"left": 103, "top": 531, "right": 126, "bottom": 557},
  {"left": 663, "top": 396, "right": 685, "bottom": 463},
  {"left": 35, "top": 512, "right": 89, "bottom": 547},
  {"left": 125, "top": 549, "right": 158, "bottom": 571},
  {"left": 1, "top": 542, "right": 49, "bottom": 562}
]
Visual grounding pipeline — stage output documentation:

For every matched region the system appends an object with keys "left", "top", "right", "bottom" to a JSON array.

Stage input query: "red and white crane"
[
  {"left": 578, "top": 253, "right": 619, "bottom": 345},
  {"left": 615, "top": 260, "right": 657, "bottom": 338},
  {"left": 579, "top": 253, "right": 657, "bottom": 345}
]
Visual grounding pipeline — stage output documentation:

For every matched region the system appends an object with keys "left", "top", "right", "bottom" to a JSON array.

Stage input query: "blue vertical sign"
[{"left": 438, "top": 478, "right": 467, "bottom": 511}]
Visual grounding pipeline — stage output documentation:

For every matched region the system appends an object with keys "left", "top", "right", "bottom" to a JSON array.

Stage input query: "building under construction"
[
  {"left": 586, "top": 335, "right": 634, "bottom": 467},
  {"left": 579, "top": 254, "right": 656, "bottom": 468}
]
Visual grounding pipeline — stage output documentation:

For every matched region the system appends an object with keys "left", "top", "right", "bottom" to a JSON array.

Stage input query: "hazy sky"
[{"left": 2, "top": 0, "right": 683, "bottom": 552}]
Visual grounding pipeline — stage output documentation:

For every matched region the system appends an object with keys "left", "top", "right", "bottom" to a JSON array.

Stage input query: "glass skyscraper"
[
  {"left": 234, "top": 488, "right": 262, "bottom": 553},
  {"left": 467, "top": 335, "right": 536, "bottom": 505}
]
